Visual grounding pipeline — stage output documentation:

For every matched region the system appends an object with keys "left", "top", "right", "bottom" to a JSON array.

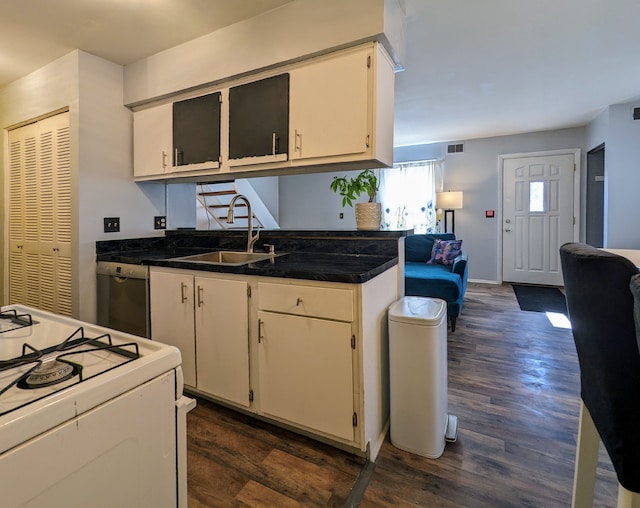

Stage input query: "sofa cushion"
[
  {"left": 428, "top": 239, "right": 463, "bottom": 266},
  {"left": 405, "top": 233, "right": 456, "bottom": 263},
  {"left": 405, "top": 262, "right": 463, "bottom": 302}
]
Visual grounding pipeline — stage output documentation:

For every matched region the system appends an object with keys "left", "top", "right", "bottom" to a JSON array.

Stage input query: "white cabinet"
[
  {"left": 289, "top": 43, "right": 394, "bottom": 168},
  {"left": 257, "top": 282, "right": 355, "bottom": 441},
  {"left": 195, "top": 277, "right": 250, "bottom": 407},
  {"left": 149, "top": 269, "right": 196, "bottom": 386},
  {"left": 258, "top": 311, "right": 355, "bottom": 441},
  {"left": 149, "top": 265, "right": 399, "bottom": 460},
  {"left": 150, "top": 268, "right": 250, "bottom": 407},
  {"left": 289, "top": 47, "right": 369, "bottom": 162},
  {"left": 133, "top": 103, "right": 172, "bottom": 177},
  {"left": 132, "top": 42, "right": 394, "bottom": 182}
]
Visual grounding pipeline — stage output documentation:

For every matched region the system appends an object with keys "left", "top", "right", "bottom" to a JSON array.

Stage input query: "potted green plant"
[{"left": 330, "top": 169, "right": 381, "bottom": 230}]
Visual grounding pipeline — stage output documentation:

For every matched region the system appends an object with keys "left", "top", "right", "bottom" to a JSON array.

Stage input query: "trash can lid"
[{"left": 388, "top": 296, "right": 447, "bottom": 325}]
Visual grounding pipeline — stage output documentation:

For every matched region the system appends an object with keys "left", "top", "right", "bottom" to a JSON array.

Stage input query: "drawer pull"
[{"left": 296, "top": 297, "right": 303, "bottom": 306}]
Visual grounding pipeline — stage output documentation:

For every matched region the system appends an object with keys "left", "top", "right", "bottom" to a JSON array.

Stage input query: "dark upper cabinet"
[
  {"left": 173, "top": 92, "right": 221, "bottom": 166},
  {"left": 228, "top": 74, "right": 289, "bottom": 161}
]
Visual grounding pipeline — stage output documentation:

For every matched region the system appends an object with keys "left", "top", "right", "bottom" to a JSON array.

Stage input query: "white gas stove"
[{"left": 0, "top": 304, "right": 195, "bottom": 508}]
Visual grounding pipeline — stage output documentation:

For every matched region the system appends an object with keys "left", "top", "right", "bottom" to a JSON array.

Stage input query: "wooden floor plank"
[{"left": 187, "top": 282, "right": 620, "bottom": 507}]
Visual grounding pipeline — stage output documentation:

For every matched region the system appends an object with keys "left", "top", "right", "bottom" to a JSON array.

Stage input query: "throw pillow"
[{"left": 428, "top": 239, "right": 462, "bottom": 266}]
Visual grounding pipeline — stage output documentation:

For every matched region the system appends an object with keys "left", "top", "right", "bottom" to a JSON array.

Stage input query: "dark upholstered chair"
[
  {"left": 404, "top": 233, "right": 468, "bottom": 331},
  {"left": 559, "top": 243, "right": 640, "bottom": 506}
]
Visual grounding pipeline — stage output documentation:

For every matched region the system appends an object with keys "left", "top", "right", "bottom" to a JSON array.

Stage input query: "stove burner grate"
[
  {"left": 18, "top": 359, "right": 80, "bottom": 389},
  {"left": 0, "top": 326, "right": 141, "bottom": 404},
  {"left": 0, "top": 309, "right": 35, "bottom": 333}
]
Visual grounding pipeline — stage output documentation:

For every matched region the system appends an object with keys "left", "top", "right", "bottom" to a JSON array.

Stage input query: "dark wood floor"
[{"left": 187, "top": 282, "right": 618, "bottom": 507}]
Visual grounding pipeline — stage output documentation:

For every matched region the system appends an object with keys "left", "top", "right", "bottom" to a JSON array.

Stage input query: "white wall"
[
  {"left": 440, "top": 128, "right": 585, "bottom": 282},
  {"left": 583, "top": 99, "right": 640, "bottom": 249},
  {"left": 0, "top": 52, "right": 79, "bottom": 306},
  {"left": 278, "top": 127, "right": 586, "bottom": 282},
  {"left": 123, "top": 0, "right": 405, "bottom": 106},
  {"left": 1, "top": 51, "right": 169, "bottom": 320},
  {"left": 279, "top": 170, "right": 365, "bottom": 230},
  {"left": 604, "top": 101, "right": 640, "bottom": 248},
  {"left": 249, "top": 176, "right": 280, "bottom": 223}
]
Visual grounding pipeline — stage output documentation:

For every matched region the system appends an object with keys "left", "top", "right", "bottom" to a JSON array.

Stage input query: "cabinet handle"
[
  {"left": 272, "top": 132, "right": 277, "bottom": 155},
  {"left": 258, "top": 319, "right": 264, "bottom": 343},
  {"left": 294, "top": 129, "right": 301, "bottom": 152},
  {"left": 162, "top": 151, "right": 167, "bottom": 169},
  {"left": 296, "top": 297, "right": 303, "bottom": 306},
  {"left": 180, "top": 282, "right": 188, "bottom": 303},
  {"left": 197, "top": 285, "right": 204, "bottom": 308},
  {"left": 198, "top": 286, "right": 204, "bottom": 307}
]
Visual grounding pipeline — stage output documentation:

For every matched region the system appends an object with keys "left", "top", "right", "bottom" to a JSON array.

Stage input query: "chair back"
[{"left": 559, "top": 242, "right": 640, "bottom": 492}]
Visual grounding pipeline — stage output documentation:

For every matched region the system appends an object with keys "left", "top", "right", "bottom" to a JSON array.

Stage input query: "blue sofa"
[{"left": 404, "top": 233, "right": 468, "bottom": 332}]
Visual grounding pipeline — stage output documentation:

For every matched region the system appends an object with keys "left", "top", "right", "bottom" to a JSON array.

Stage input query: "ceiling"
[{"left": 2, "top": 0, "right": 640, "bottom": 146}]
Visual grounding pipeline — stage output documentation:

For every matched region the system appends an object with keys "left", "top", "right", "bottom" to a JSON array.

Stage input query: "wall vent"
[
  {"left": 633, "top": 107, "right": 640, "bottom": 120},
  {"left": 447, "top": 143, "right": 464, "bottom": 154}
]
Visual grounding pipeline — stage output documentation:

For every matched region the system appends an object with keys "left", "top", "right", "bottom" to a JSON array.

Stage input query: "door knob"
[
  {"left": 505, "top": 219, "right": 511, "bottom": 224},
  {"left": 505, "top": 228, "right": 511, "bottom": 232}
]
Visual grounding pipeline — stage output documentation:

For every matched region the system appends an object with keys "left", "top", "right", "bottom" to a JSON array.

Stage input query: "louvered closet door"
[
  {"left": 7, "top": 112, "right": 72, "bottom": 315},
  {"left": 40, "top": 113, "right": 72, "bottom": 315},
  {"left": 8, "top": 124, "right": 33, "bottom": 305}
]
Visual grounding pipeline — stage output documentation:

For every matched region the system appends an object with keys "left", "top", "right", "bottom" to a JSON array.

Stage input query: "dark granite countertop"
[{"left": 96, "top": 230, "right": 410, "bottom": 284}]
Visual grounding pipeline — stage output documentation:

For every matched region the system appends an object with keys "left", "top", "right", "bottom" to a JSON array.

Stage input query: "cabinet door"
[
  {"left": 133, "top": 103, "right": 172, "bottom": 177},
  {"left": 195, "top": 277, "right": 250, "bottom": 407},
  {"left": 257, "top": 311, "right": 354, "bottom": 441},
  {"left": 173, "top": 92, "right": 221, "bottom": 169},
  {"left": 150, "top": 270, "right": 196, "bottom": 387},
  {"left": 289, "top": 48, "right": 369, "bottom": 161},
  {"left": 228, "top": 74, "right": 289, "bottom": 163}
]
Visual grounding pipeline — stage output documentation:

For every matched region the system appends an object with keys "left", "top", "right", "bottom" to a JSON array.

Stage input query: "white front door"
[{"left": 502, "top": 153, "right": 575, "bottom": 285}]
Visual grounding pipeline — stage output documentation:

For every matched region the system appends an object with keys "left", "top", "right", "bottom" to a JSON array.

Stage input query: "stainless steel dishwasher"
[{"left": 97, "top": 261, "right": 150, "bottom": 338}]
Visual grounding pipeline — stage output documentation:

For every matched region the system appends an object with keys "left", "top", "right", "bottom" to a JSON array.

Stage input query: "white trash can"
[{"left": 388, "top": 296, "right": 457, "bottom": 458}]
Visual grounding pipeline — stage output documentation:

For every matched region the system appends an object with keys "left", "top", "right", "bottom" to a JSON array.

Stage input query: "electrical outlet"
[
  {"left": 104, "top": 217, "right": 120, "bottom": 233},
  {"left": 154, "top": 216, "right": 167, "bottom": 230}
]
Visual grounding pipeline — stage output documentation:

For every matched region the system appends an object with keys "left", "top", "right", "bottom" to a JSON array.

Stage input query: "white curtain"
[{"left": 378, "top": 160, "right": 443, "bottom": 233}]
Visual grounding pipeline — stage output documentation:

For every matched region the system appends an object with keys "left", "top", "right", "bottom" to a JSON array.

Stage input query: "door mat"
[{"left": 512, "top": 284, "right": 567, "bottom": 314}]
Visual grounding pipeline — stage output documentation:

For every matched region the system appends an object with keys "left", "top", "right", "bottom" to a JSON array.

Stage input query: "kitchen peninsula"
[{"left": 97, "top": 229, "right": 409, "bottom": 460}]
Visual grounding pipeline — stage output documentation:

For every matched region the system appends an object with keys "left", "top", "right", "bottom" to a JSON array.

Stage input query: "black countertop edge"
[
  {"left": 97, "top": 250, "right": 398, "bottom": 284},
  {"left": 95, "top": 230, "right": 408, "bottom": 284},
  {"left": 149, "top": 253, "right": 398, "bottom": 284},
  {"left": 164, "top": 229, "right": 412, "bottom": 238}
]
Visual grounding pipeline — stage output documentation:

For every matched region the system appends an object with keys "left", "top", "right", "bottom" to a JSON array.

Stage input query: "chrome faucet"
[{"left": 227, "top": 194, "right": 260, "bottom": 253}]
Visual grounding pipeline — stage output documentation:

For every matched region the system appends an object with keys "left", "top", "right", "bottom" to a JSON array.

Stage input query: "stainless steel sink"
[{"left": 170, "top": 250, "right": 284, "bottom": 266}]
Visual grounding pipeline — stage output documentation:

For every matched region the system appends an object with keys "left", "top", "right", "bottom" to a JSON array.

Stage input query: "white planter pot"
[{"left": 355, "top": 202, "right": 382, "bottom": 231}]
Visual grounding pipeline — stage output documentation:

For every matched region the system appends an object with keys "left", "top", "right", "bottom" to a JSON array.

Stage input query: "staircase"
[{"left": 196, "top": 179, "right": 279, "bottom": 231}]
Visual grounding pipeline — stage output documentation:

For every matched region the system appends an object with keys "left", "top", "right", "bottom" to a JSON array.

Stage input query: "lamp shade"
[{"left": 436, "top": 191, "right": 463, "bottom": 210}]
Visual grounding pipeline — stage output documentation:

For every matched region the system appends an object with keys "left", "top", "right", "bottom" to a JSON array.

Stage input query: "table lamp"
[{"left": 436, "top": 191, "right": 463, "bottom": 234}]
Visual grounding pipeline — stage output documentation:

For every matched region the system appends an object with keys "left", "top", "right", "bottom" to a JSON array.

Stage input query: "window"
[
  {"left": 378, "top": 160, "right": 442, "bottom": 233},
  {"left": 529, "top": 181, "right": 545, "bottom": 212}
]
